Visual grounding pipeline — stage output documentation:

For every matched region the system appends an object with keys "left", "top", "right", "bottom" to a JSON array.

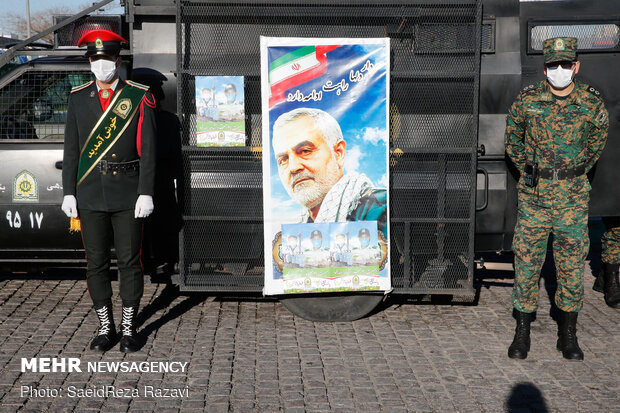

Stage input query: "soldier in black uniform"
[{"left": 61, "top": 29, "right": 157, "bottom": 353}]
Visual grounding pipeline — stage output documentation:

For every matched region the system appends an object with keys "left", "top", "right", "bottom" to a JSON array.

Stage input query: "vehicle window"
[
  {"left": 531, "top": 24, "right": 619, "bottom": 51},
  {"left": 0, "top": 71, "right": 92, "bottom": 141}
]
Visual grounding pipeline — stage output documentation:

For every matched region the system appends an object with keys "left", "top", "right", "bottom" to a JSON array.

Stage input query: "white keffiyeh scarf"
[{"left": 301, "top": 173, "right": 374, "bottom": 223}]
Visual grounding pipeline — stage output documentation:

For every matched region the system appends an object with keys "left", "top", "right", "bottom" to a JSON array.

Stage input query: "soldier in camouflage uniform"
[
  {"left": 594, "top": 218, "right": 620, "bottom": 307},
  {"left": 504, "top": 37, "right": 609, "bottom": 360}
]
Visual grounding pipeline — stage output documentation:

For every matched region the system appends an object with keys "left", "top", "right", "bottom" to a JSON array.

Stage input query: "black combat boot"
[
  {"left": 90, "top": 303, "right": 116, "bottom": 352},
  {"left": 593, "top": 266, "right": 604, "bottom": 293},
  {"left": 508, "top": 310, "right": 531, "bottom": 359},
  {"left": 119, "top": 302, "right": 140, "bottom": 353},
  {"left": 602, "top": 263, "right": 620, "bottom": 308},
  {"left": 556, "top": 311, "right": 584, "bottom": 361}
]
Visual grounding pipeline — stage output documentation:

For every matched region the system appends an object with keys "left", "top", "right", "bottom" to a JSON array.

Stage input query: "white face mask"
[
  {"left": 91, "top": 58, "right": 118, "bottom": 83},
  {"left": 546, "top": 66, "right": 574, "bottom": 89}
]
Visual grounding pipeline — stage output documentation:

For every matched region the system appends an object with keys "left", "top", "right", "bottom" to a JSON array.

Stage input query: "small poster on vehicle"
[
  {"left": 261, "top": 37, "right": 390, "bottom": 295},
  {"left": 195, "top": 76, "right": 246, "bottom": 146}
]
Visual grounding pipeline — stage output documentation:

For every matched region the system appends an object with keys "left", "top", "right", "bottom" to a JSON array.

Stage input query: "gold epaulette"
[
  {"left": 126, "top": 80, "right": 149, "bottom": 91},
  {"left": 71, "top": 80, "right": 94, "bottom": 94}
]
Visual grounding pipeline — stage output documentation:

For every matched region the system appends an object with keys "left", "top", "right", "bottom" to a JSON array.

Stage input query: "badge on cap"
[
  {"left": 554, "top": 38, "right": 565, "bottom": 51},
  {"left": 95, "top": 37, "right": 103, "bottom": 48}
]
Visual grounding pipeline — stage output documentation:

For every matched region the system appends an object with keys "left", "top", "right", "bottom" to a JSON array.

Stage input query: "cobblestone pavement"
[{"left": 0, "top": 262, "right": 618, "bottom": 412}]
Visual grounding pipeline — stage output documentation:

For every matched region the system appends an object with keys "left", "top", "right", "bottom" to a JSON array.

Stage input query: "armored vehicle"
[{"left": 1, "top": 0, "right": 618, "bottom": 320}]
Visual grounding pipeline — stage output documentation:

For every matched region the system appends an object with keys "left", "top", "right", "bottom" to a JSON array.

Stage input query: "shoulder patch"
[
  {"left": 126, "top": 80, "right": 149, "bottom": 91},
  {"left": 70, "top": 80, "right": 94, "bottom": 94},
  {"left": 587, "top": 86, "right": 602, "bottom": 97},
  {"left": 522, "top": 84, "right": 535, "bottom": 93},
  {"left": 520, "top": 82, "right": 544, "bottom": 98}
]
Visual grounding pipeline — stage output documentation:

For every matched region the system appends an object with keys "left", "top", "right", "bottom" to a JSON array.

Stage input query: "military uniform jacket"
[
  {"left": 62, "top": 79, "right": 157, "bottom": 211},
  {"left": 505, "top": 80, "right": 608, "bottom": 209}
]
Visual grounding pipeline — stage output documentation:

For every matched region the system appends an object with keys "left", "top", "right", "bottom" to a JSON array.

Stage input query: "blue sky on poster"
[
  {"left": 195, "top": 76, "right": 245, "bottom": 106},
  {"left": 267, "top": 43, "right": 389, "bottom": 222}
]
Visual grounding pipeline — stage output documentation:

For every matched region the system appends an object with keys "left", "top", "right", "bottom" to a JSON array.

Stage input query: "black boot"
[
  {"left": 593, "top": 266, "right": 604, "bottom": 293},
  {"left": 602, "top": 263, "right": 620, "bottom": 308},
  {"left": 119, "top": 303, "right": 140, "bottom": 353},
  {"left": 556, "top": 311, "right": 584, "bottom": 361},
  {"left": 508, "top": 310, "right": 531, "bottom": 359},
  {"left": 90, "top": 303, "right": 116, "bottom": 352}
]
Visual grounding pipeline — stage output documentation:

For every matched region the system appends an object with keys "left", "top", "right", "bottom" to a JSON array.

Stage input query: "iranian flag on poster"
[{"left": 268, "top": 45, "right": 340, "bottom": 108}]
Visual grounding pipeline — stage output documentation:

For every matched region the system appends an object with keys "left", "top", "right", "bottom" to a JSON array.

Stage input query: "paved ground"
[{"left": 0, "top": 259, "right": 618, "bottom": 412}]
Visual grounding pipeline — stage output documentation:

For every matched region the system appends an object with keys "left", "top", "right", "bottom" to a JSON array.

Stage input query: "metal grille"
[
  {"left": 530, "top": 23, "right": 620, "bottom": 51},
  {"left": 53, "top": 15, "right": 122, "bottom": 48},
  {"left": 177, "top": 1, "right": 481, "bottom": 294},
  {"left": 0, "top": 70, "right": 92, "bottom": 140},
  {"left": 481, "top": 21, "right": 495, "bottom": 53}
]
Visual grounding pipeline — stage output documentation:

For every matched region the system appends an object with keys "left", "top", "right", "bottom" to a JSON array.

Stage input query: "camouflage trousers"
[
  {"left": 512, "top": 202, "right": 589, "bottom": 313},
  {"left": 601, "top": 217, "right": 620, "bottom": 264}
]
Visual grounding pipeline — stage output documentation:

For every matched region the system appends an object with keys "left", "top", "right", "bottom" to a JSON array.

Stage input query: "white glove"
[
  {"left": 135, "top": 195, "right": 154, "bottom": 218},
  {"left": 61, "top": 195, "right": 78, "bottom": 218}
]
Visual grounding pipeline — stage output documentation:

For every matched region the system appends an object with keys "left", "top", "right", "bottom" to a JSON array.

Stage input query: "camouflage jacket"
[{"left": 505, "top": 80, "right": 609, "bottom": 208}]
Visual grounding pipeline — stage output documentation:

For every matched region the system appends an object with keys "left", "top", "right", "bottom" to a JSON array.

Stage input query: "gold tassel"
[{"left": 70, "top": 217, "right": 81, "bottom": 232}]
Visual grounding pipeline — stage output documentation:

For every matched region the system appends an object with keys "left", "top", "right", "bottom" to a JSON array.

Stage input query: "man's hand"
[
  {"left": 135, "top": 195, "right": 154, "bottom": 218},
  {"left": 61, "top": 195, "right": 78, "bottom": 218}
]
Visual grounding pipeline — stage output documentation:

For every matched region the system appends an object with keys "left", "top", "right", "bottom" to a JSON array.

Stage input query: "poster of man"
[
  {"left": 261, "top": 37, "right": 390, "bottom": 295},
  {"left": 195, "top": 76, "right": 245, "bottom": 146}
]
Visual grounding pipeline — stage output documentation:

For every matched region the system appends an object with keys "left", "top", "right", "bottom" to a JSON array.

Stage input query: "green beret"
[{"left": 543, "top": 37, "right": 578, "bottom": 63}]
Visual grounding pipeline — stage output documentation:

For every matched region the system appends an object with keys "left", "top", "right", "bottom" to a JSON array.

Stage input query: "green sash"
[{"left": 76, "top": 85, "right": 146, "bottom": 186}]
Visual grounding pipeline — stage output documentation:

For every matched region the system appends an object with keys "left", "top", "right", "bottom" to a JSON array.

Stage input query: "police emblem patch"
[
  {"left": 112, "top": 98, "right": 132, "bottom": 119},
  {"left": 101, "top": 89, "right": 110, "bottom": 99},
  {"left": 554, "top": 38, "right": 565, "bottom": 51},
  {"left": 95, "top": 37, "right": 103, "bottom": 48},
  {"left": 13, "top": 170, "right": 38, "bottom": 202}
]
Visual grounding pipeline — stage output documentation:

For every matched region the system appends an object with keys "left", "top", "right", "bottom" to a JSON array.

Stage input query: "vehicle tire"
[{"left": 280, "top": 293, "right": 384, "bottom": 322}]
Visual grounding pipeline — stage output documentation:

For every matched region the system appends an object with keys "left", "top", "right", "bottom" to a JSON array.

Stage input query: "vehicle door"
[{"left": 0, "top": 64, "right": 91, "bottom": 255}]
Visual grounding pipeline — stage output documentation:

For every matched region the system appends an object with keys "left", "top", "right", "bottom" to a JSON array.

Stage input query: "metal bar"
[
  {"left": 182, "top": 216, "right": 263, "bottom": 221},
  {"left": 178, "top": 285, "right": 263, "bottom": 292},
  {"left": 0, "top": 0, "right": 115, "bottom": 67},
  {"left": 476, "top": 167, "right": 489, "bottom": 212},
  {"left": 380, "top": 218, "right": 473, "bottom": 223},
  {"left": 404, "top": 222, "right": 412, "bottom": 288},
  {"left": 5, "top": 50, "right": 130, "bottom": 57},
  {"left": 467, "top": 0, "right": 483, "bottom": 289},
  {"left": 437, "top": 154, "right": 447, "bottom": 263},
  {"left": 392, "top": 71, "right": 477, "bottom": 79},
  {"left": 478, "top": 155, "right": 506, "bottom": 161},
  {"left": 183, "top": 0, "right": 477, "bottom": 5},
  {"left": 181, "top": 4, "right": 477, "bottom": 19},
  {"left": 391, "top": 287, "right": 476, "bottom": 295},
  {"left": 391, "top": 147, "right": 477, "bottom": 154}
]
